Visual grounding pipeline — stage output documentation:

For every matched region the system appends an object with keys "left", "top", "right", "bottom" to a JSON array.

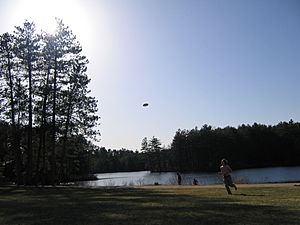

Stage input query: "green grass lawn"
[{"left": 0, "top": 185, "right": 299, "bottom": 225}]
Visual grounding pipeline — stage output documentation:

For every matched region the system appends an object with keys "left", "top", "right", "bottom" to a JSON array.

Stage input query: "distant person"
[
  {"left": 219, "top": 158, "right": 237, "bottom": 194},
  {"left": 193, "top": 178, "right": 198, "bottom": 185},
  {"left": 177, "top": 172, "right": 182, "bottom": 185}
]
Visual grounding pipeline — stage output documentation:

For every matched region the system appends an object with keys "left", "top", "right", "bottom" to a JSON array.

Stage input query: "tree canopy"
[{"left": 0, "top": 19, "right": 99, "bottom": 185}]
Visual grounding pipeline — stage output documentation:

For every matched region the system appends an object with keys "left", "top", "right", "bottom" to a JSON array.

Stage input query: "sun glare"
[{"left": 12, "top": 0, "right": 90, "bottom": 35}]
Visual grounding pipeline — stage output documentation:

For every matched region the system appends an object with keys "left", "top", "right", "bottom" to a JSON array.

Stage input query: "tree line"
[
  {"left": 0, "top": 19, "right": 99, "bottom": 185},
  {"left": 87, "top": 120, "right": 300, "bottom": 174},
  {"left": 169, "top": 120, "right": 300, "bottom": 172}
]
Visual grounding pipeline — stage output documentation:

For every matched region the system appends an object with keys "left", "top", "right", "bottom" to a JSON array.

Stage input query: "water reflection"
[{"left": 76, "top": 166, "right": 300, "bottom": 187}]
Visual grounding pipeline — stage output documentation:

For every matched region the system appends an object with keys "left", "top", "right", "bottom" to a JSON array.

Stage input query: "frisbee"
[{"left": 142, "top": 103, "right": 149, "bottom": 107}]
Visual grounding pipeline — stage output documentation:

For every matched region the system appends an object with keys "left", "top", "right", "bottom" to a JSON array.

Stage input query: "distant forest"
[{"left": 88, "top": 120, "right": 300, "bottom": 173}]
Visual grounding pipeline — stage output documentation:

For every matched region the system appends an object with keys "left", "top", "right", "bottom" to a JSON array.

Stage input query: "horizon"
[{"left": 97, "top": 119, "right": 298, "bottom": 151}]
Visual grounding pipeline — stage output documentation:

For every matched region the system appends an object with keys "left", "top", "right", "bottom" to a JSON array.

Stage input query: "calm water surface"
[{"left": 76, "top": 166, "right": 300, "bottom": 187}]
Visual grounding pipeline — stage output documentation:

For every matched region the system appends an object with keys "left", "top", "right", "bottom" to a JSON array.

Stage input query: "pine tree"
[
  {"left": 0, "top": 32, "right": 23, "bottom": 184},
  {"left": 14, "top": 20, "right": 41, "bottom": 185}
]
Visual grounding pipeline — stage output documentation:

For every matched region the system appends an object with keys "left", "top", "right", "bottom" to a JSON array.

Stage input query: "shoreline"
[
  {"left": 1, "top": 181, "right": 300, "bottom": 189},
  {"left": 138, "top": 182, "right": 300, "bottom": 189}
]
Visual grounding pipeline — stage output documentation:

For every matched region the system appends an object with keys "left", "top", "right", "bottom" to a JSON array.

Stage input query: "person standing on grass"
[
  {"left": 193, "top": 178, "right": 198, "bottom": 185},
  {"left": 219, "top": 158, "right": 237, "bottom": 194},
  {"left": 177, "top": 172, "right": 182, "bottom": 185}
]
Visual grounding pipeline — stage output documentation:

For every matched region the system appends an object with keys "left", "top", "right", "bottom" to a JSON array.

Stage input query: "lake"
[{"left": 76, "top": 166, "right": 300, "bottom": 187}]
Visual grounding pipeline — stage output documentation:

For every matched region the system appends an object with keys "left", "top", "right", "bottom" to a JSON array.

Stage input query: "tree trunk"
[
  {"left": 50, "top": 53, "right": 58, "bottom": 185},
  {"left": 26, "top": 53, "right": 33, "bottom": 185},
  {"left": 59, "top": 101, "right": 72, "bottom": 182},
  {"left": 36, "top": 63, "right": 50, "bottom": 183},
  {"left": 7, "top": 50, "right": 22, "bottom": 185}
]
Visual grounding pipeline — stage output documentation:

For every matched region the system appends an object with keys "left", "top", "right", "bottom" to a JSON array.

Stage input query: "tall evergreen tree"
[
  {"left": 58, "top": 54, "right": 99, "bottom": 181},
  {"left": 0, "top": 32, "right": 24, "bottom": 184},
  {"left": 14, "top": 20, "right": 41, "bottom": 184},
  {"left": 41, "top": 18, "right": 99, "bottom": 183},
  {"left": 43, "top": 19, "right": 83, "bottom": 184}
]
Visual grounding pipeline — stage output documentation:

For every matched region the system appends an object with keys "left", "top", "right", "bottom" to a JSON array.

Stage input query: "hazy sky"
[{"left": 1, "top": 0, "right": 299, "bottom": 150}]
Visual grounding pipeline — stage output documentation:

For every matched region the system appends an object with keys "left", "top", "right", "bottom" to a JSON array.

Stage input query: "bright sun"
[{"left": 12, "top": 0, "right": 90, "bottom": 35}]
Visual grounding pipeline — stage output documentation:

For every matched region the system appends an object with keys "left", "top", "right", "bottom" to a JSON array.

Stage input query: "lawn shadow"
[
  {"left": 0, "top": 185, "right": 19, "bottom": 195},
  {"left": 0, "top": 186, "right": 299, "bottom": 225},
  {"left": 233, "top": 193, "right": 265, "bottom": 197}
]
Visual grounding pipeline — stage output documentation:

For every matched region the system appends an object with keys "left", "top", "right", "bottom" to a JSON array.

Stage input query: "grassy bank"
[{"left": 0, "top": 185, "right": 300, "bottom": 225}]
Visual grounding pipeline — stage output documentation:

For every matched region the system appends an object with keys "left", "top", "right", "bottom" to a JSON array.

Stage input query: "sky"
[{"left": 0, "top": 0, "right": 300, "bottom": 151}]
